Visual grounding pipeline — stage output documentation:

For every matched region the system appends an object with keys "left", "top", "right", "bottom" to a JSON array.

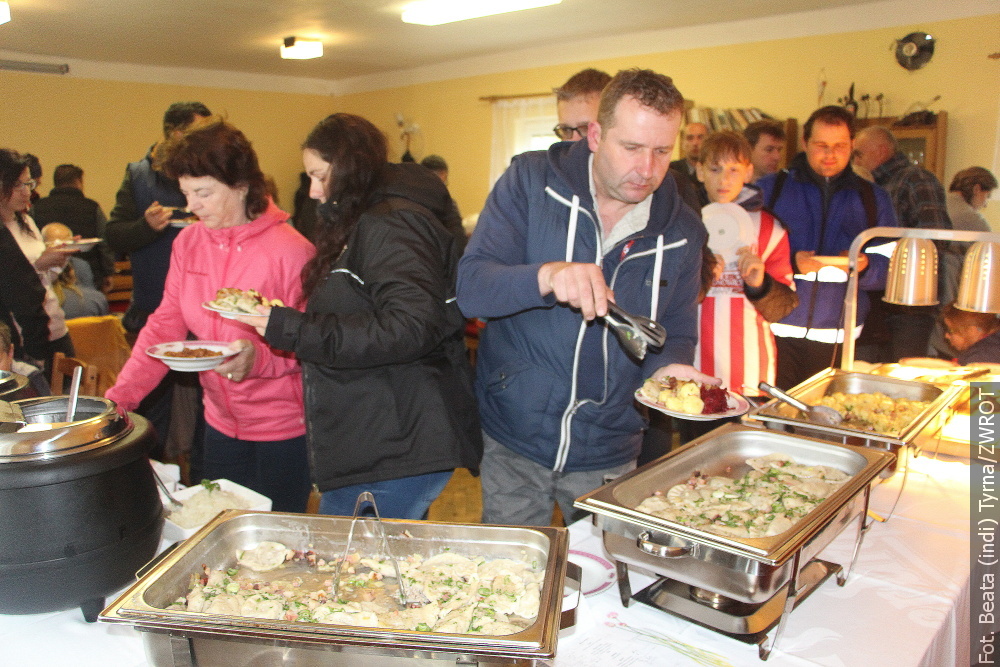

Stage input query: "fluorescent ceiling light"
[
  {"left": 401, "top": 0, "right": 561, "bottom": 26},
  {"left": 0, "top": 2, "right": 11, "bottom": 25},
  {"left": 280, "top": 36, "right": 323, "bottom": 60}
]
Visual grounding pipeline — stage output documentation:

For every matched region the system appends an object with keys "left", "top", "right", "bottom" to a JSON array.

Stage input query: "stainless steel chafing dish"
[
  {"left": 575, "top": 424, "right": 893, "bottom": 660},
  {"left": 101, "top": 511, "right": 572, "bottom": 666},
  {"left": 745, "top": 368, "right": 961, "bottom": 474}
]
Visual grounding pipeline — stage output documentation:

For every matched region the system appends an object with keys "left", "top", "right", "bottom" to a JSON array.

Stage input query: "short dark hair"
[
  {"left": 949, "top": 166, "right": 998, "bottom": 205},
  {"left": 159, "top": 118, "right": 269, "bottom": 219},
  {"left": 744, "top": 119, "right": 786, "bottom": 147},
  {"left": 700, "top": 130, "right": 752, "bottom": 166},
  {"left": 597, "top": 68, "right": 685, "bottom": 130},
  {"left": 555, "top": 68, "right": 612, "bottom": 101},
  {"left": 162, "top": 101, "right": 211, "bottom": 138},
  {"left": 53, "top": 164, "right": 84, "bottom": 188},
  {"left": 942, "top": 302, "right": 1000, "bottom": 334},
  {"left": 421, "top": 154, "right": 448, "bottom": 173},
  {"left": 803, "top": 105, "right": 856, "bottom": 142}
]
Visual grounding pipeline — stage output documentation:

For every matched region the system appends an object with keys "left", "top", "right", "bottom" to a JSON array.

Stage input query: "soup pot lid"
[{"left": 0, "top": 396, "right": 132, "bottom": 462}]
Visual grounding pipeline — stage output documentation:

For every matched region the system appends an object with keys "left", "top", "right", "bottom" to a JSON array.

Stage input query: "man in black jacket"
[{"left": 32, "top": 164, "right": 113, "bottom": 289}]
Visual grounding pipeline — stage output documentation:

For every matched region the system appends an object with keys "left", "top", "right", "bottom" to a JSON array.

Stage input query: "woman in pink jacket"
[{"left": 106, "top": 119, "right": 315, "bottom": 511}]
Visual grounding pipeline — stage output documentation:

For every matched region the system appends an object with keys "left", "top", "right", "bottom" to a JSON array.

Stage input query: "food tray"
[
  {"left": 101, "top": 511, "right": 570, "bottom": 666},
  {"left": 160, "top": 479, "right": 271, "bottom": 542},
  {"left": 745, "top": 369, "right": 961, "bottom": 464},
  {"left": 575, "top": 423, "right": 892, "bottom": 603}
]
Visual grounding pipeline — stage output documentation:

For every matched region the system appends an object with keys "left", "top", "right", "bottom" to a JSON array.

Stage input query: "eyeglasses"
[
  {"left": 553, "top": 123, "right": 589, "bottom": 141},
  {"left": 15, "top": 179, "right": 37, "bottom": 190}
]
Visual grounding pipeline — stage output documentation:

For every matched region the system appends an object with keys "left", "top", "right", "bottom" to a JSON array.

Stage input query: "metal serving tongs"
[
  {"left": 331, "top": 491, "right": 423, "bottom": 608},
  {"left": 602, "top": 301, "right": 667, "bottom": 361}
]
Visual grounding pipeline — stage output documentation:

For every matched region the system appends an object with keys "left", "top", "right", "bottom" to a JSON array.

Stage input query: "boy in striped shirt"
[{"left": 694, "top": 131, "right": 797, "bottom": 402}]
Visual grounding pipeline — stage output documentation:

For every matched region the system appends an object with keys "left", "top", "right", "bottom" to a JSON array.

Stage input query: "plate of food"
[
  {"left": 202, "top": 287, "right": 283, "bottom": 319},
  {"left": 48, "top": 237, "right": 101, "bottom": 252},
  {"left": 636, "top": 376, "right": 750, "bottom": 421},
  {"left": 146, "top": 340, "right": 239, "bottom": 372}
]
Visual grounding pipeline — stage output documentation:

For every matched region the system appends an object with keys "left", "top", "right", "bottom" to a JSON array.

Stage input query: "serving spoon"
[{"left": 758, "top": 382, "right": 844, "bottom": 426}]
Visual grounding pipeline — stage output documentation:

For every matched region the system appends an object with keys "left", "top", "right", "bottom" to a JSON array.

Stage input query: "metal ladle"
[{"left": 758, "top": 382, "right": 844, "bottom": 426}]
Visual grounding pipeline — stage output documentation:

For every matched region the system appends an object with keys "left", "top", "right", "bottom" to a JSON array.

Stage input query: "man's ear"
[
  {"left": 587, "top": 122, "right": 602, "bottom": 153},
  {"left": 695, "top": 162, "right": 706, "bottom": 184}
]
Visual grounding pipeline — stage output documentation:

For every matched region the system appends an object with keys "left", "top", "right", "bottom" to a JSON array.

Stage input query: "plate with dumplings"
[{"left": 636, "top": 376, "right": 750, "bottom": 421}]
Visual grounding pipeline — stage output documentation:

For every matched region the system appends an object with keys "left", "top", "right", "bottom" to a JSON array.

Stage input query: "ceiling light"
[
  {"left": 0, "top": 2, "right": 10, "bottom": 25},
  {"left": 280, "top": 36, "right": 323, "bottom": 60},
  {"left": 401, "top": 0, "right": 561, "bottom": 26}
]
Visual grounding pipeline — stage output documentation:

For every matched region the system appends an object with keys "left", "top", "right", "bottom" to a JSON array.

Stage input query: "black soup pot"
[{"left": 0, "top": 396, "right": 163, "bottom": 622}]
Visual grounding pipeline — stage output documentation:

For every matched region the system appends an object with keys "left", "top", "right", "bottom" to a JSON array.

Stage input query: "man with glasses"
[
  {"left": 758, "top": 105, "right": 897, "bottom": 388},
  {"left": 553, "top": 68, "right": 610, "bottom": 142}
]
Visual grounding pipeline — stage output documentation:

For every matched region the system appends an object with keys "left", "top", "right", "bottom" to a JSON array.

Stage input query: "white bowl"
[
  {"left": 161, "top": 479, "right": 271, "bottom": 542},
  {"left": 145, "top": 341, "right": 239, "bottom": 372}
]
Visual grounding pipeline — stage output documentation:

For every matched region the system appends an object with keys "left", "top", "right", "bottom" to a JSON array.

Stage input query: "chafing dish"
[
  {"left": 101, "top": 511, "right": 572, "bottom": 666},
  {"left": 745, "top": 368, "right": 961, "bottom": 474},
  {"left": 575, "top": 424, "right": 893, "bottom": 660}
]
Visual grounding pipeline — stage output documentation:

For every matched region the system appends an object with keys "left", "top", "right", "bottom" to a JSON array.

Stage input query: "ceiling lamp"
[
  {"left": 0, "top": 2, "right": 10, "bottom": 25},
  {"left": 401, "top": 0, "right": 561, "bottom": 26},
  {"left": 280, "top": 36, "right": 323, "bottom": 60}
]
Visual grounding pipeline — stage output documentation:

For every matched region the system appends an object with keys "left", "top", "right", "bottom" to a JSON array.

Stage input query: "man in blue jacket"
[
  {"left": 457, "top": 69, "right": 711, "bottom": 527},
  {"left": 758, "top": 105, "right": 897, "bottom": 389}
]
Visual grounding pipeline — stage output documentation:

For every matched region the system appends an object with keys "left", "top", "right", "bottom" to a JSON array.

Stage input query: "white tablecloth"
[{"left": 0, "top": 456, "right": 972, "bottom": 667}]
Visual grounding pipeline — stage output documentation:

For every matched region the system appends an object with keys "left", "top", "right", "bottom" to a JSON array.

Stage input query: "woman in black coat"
[{"left": 239, "top": 113, "right": 481, "bottom": 519}]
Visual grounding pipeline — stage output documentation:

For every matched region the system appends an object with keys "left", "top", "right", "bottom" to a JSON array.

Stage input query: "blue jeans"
[
  {"left": 318, "top": 471, "right": 453, "bottom": 520},
  {"left": 202, "top": 425, "right": 311, "bottom": 513}
]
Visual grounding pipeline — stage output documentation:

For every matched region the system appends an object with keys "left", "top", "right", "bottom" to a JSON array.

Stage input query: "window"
[{"left": 489, "top": 96, "right": 558, "bottom": 187}]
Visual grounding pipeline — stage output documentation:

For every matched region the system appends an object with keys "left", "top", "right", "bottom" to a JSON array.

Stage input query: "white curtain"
[{"left": 489, "top": 96, "right": 557, "bottom": 188}]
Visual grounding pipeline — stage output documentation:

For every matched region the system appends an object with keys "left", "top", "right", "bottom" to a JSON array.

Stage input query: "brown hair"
[
  {"left": 942, "top": 302, "right": 1000, "bottom": 334},
  {"left": 744, "top": 119, "right": 785, "bottom": 147},
  {"left": 597, "top": 68, "right": 685, "bottom": 130},
  {"left": 803, "top": 105, "right": 856, "bottom": 142},
  {"left": 299, "top": 113, "right": 389, "bottom": 298},
  {"left": 555, "top": 68, "right": 611, "bottom": 101},
  {"left": 699, "top": 130, "right": 752, "bottom": 166},
  {"left": 159, "top": 118, "right": 269, "bottom": 220},
  {"left": 949, "top": 167, "right": 998, "bottom": 205}
]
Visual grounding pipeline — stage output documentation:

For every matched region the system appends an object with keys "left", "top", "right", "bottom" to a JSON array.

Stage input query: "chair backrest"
[
  {"left": 64, "top": 315, "right": 132, "bottom": 396},
  {"left": 50, "top": 352, "right": 100, "bottom": 396}
]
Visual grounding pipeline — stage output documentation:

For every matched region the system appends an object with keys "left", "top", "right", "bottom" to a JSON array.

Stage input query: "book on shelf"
[{"left": 685, "top": 106, "right": 775, "bottom": 131}]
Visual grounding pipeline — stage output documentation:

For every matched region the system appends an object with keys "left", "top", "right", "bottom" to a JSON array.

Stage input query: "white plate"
[
  {"left": 635, "top": 388, "right": 750, "bottom": 421},
  {"left": 202, "top": 302, "right": 267, "bottom": 320},
  {"left": 160, "top": 479, "right": 271, "bottom": 542},
  {"left": 146, "top": 340, "right": 239, "bottom": 371},
  {"left": 702, "top": 202, "right": 755, "bottom": 266},
  {"left": 49, "top": 237, "right": 101, "bottom": 252},
  {"left": 566, "top": 549, "right": 616, "bottom": 597}
]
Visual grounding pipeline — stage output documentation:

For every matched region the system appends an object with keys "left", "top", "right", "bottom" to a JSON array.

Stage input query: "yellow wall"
[
  {"left": 336, "top": 14, "right": 1000, "bottom": 229},
  {"left": 0, "top": 13, "right": 996, "bottom": 230},
  {"left": 0, "top": 74, "right": 334, "bottom": 215}
]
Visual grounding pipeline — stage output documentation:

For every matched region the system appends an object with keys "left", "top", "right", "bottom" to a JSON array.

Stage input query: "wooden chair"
[
  {"left": 65, "top": 315, "right": 132, "bottom": 396},
  {"left": 50, "top": 352, "right": 99, "bottom": 396}
]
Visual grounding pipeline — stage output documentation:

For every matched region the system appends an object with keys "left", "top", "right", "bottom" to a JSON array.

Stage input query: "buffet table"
[{"left": 0, "top": 455, "right": 971, "bottom": 667}]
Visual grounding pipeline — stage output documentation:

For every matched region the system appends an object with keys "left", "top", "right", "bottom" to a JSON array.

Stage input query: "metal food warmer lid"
[
  {"left": 101, "top": 510, "right": 571, "bottom": 664},
  {"left": 574, "top": 423, "right": 893, "bottom": 567},
  {"left": 0, "top": 396, "right": 131, "bottom": 462},
  {"left": 0, "top": 369, "right": 28, "bottom": 400},
  {"left": 745, "top": 368, "right": 963, "bottom": 448}
]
